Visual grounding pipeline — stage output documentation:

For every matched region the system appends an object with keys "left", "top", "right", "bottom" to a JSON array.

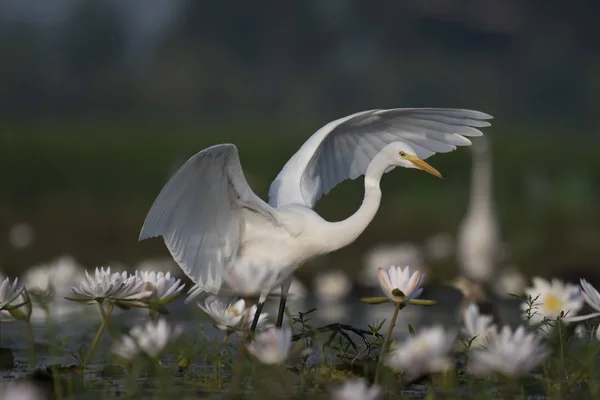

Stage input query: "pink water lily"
[{"left": 377, "top": 265, "right": 425, "bottom": 303}]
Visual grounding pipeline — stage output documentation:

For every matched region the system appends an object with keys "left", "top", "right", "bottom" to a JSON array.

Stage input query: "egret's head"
[{"left": 385, "top": 142, "right": 444, "bottom": 179}]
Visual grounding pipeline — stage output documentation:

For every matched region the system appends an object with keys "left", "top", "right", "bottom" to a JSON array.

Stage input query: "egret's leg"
[
  {"left": 276, "top": 278, "right": 293, "bottom": 327},
  {"left": 250, "top": 302, "right": 265, "bottom": 332}
]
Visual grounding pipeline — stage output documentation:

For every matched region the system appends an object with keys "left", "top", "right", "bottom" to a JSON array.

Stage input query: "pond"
[{"left": 0, "top": 285, "right": 531, "bottom": 399}]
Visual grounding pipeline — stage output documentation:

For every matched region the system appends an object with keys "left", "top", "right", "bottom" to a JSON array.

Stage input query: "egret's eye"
[{"left": 399, "top": 151, "right": 407, "bottom": 158}]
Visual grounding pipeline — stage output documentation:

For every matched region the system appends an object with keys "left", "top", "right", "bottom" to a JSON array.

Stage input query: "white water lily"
[
  {"left": 113, "top": 318, "right": 183, "bottom": 360},
  {"left": 563, "top": 279, "right": 600, "bottom": 324},
  {"left": 198, "top": 297, "right": 271, "bottom": 332},
  {"left": 133, "top": 270, "right": 185, "bottom": 305},
  {"left": 0, "top": 277, "right": 31, "bottom": 321},
  {"left": 462, "top": 303, "right": 497, "bottom": 348},
  {"left": 377, "top": 265, "right": 425, "bottom": 303},
  {"left": 111, "top": 271, "right": 156, "bottom": 303},
  {"left": 385, "top": 325, "right": 456, "bottom": 377},
  {"left": 68, "top": 267, "right": 152, "bottom": 304},
  {"left": 331, "top": 378, "right": 382, "bottom": 400},
  {"left": 521, "top": 277, "right": 583, "bottom": 324},
  {"left": 0, "top": 277, "right": 25, "bottom": 309},
  {"left": 469, "top": 325, "right": 549, "bottom": 377},
  {"left": 6, "top": 288, "right": 32, "bottom": 322},
  {"left": 67, "top": 267, "right": 124, "bottom": 302},
  {"left": 581, "top": 279, "right": 600, "bottom": 311},
  {"left": 247, "top": 327, "right": 292, "bottom": 365},
  {"left": 223, "top": 260, "right": 292, "bottom": 302}
]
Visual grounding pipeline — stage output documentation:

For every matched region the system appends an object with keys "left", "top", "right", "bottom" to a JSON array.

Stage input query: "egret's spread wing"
[
  {"left": 139, "top": 144, "right": 280, "bottom": 296},
  {"left": 269, "top": 108, "right": 492, "bottom": 209}
]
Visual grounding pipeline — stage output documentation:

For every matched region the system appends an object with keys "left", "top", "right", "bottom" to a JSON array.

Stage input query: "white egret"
[
  {"left": 456, "top": 134, "right": 500, "bottom": 284},
  {"left": 139, "top": 108, "right": 492, "bottom": 329}
]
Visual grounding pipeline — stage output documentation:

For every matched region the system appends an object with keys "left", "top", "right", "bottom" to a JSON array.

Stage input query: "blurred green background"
[{"left": 1, "top": 0, "right": 599, "bottom": 284}]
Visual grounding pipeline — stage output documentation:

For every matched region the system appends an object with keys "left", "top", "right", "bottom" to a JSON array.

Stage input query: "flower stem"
[
  {"left": 82, "top": 302, "right": 114, "bottom": 371},
  {"left": 99, "top": 301, "right": 117, "bottom": 340},
  {"left": 375, "top": 301, "right": 403, "bottom": 384},
  {"left": 558, "top": 321, "right": 568, "bottom": 379},
  {"left": 24, "top": 320, "right": 36, "bottom": 367},
  {"left": 217, "top": 332, "right": 230, "bottom": 352}
]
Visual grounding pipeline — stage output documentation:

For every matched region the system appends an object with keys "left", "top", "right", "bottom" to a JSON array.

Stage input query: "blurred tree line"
[{"left": 0, "top": 0, "right": 599, "bottom": 129}]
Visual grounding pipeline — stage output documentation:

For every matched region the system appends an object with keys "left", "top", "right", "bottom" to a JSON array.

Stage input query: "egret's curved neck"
[
  {"left": 327, "top": 153, "right": 388, "bottom": 251},
  {"left": 469, "top": 144, "right": 492, "bottom": 215}
]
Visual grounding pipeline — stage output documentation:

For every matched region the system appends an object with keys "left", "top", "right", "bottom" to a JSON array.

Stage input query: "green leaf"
[
  {"left": 406, "top": 299, "right": 438, "bottom": 306},
  {"left": 391, "top": 288, "right": 406, "bottom": 297},
  {"left": 360, "top": 297, "right": 391, "bottom": 305},
  {"left": 64, "top": 296, "right": 95, "bottom": 304},
  {"left": 408, "top": 324, "right": 415, "bottom": 336},
  {"left": 114, "top": 301, "right": 133, "bottom": 310}
]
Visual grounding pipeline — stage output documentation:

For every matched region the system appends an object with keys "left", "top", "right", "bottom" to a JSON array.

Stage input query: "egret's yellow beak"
[{"left": 407, "top": 155, "right": 444, "bottom": 179}]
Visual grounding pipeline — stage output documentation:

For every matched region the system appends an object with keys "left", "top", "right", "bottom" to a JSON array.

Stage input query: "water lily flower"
[
  {"left": 133, "top": 270, "right": 184, "bottom": 306},
  {"left": 521, "top": 277, "right": 583, "bottom": 324},
  {"left": 246, "top": 327, "right": 292, "bottom": 365},
  {"left": 223, "top": 260, "right": 292, "bottom": 302},
  {"left": 0, "top": 277, "right": 25, "bottom": 310},
  {"left": 110, "top": 271, "right": 154, "bottom": 302},
  {"left": 6, "top": 288, "right": 32, "bottom": 322},
  {"left": 0, "top": 277, "right": 31, "bottom": 321},
  {"left": 67, "top": 267, "right": 123, "bottom": 303},
  {"left": 563, "top": 279, "right": 600, "bottom": 324},
  {"left": 67, "top": 267, "right": 152, "bottom": 304},
  {"left": 468, "top": 325, "right": 549, "bottom": 377},
  {"left": 331, "top": 378, "right": 382, "bottom": 400},
  {"left": 377, "top": 265, "right": 425, "bottom": 303},
  {"left": 385, "top": 325, "right": 456, "bottom": 377},
  {"left": 113, "top": 318, "right": 183, "bottom": 360},
  {"left": 462, "top": 302, "right": 497, "bottom": 348},
  {"left": 198, "top": 297, "right": 271, "bottom": 332}
]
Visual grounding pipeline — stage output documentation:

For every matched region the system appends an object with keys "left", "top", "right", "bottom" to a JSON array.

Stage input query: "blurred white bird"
[
  {"left": 23, "top": 255, "right": 87, "bottom": 323},
  {"left": 456, "top": 134, "right": 501, "bottom": 284},
  {"left": 140, "top": 108, "right": 492, "bottom": 328},
  {"left": 8, "top": 222, "right": 35, "bottom": 249},
  {"left": 491, "top": 266, "right": 526, "bottom": 298},
  {"left": 314, "top": 269, "right": 352, "bottom": 303},
  {"left": 424, "top": 232, "right": 454, "bottom": 262}
]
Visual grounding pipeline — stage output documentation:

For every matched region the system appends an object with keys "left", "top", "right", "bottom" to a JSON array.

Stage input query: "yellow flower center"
[
  {"left": 227, "top": 306, "right": 241, "bottom": 317},
  {"left": 542, "top": 294, "right": 563, "bottom": 313}
]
